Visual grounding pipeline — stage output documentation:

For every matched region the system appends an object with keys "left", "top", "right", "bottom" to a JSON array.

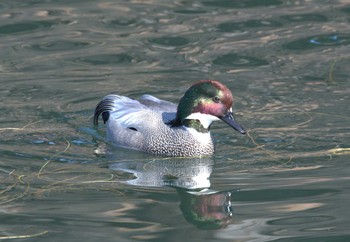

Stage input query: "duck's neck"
[
  {"left": 171, "top": 87, "right": 214, "bottom": 132},
  {"left": 171, "top": 110, "right": 214, "bottom": 133},
  {"left": 182, "top": 119, "right": 210, "bottom": 133},
  {"left": 169, "top": 118, "right": 209, "bottom": 133}
]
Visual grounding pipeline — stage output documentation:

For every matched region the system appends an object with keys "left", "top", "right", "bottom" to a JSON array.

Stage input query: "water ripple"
[
  {"left": 0, "top": 20, "right": 56, "bottom": 35},
  {"left": 202, "top": 0, "right": 283, "bottom": 8},
  {"left": 70, "top": 53, "right": 133, "bottom": 65},
  {"left": 174, "top": 8, "right": 207, "bottom": 14},
  {"left": 148, "top": 36, "right": 190, "bottom": 47},
  {"left": 281, "top": 13, "right": 328, "bottom": 23},
  {"left": 283, "top": 33, "right": 350, "bottom": 51},
  {"left": 213, "top": 53, "right": 269, "bottom": 67},
  {"left": 28, "top": 40, "right": 93, "bottom": 51},
  {"left": 218, "top": 19, "right": 282, "bottom": 32},
  {"left": 102, "top": 18, "right": 138, "bottom": 28},
  {"left": 268, "top": 215, "right": 335, "bottom": 226}
]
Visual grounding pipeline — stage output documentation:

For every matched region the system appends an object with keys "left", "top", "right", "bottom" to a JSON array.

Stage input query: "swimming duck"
[{"left": 94, "top": 80, "right": 246, "bottom": 157}]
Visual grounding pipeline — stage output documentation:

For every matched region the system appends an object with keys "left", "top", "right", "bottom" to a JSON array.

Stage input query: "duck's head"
[{"left": 172, "top": 80, "right": 246, "bottom": 134}]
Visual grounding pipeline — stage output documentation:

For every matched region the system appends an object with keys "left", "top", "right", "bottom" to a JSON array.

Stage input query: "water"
[{"left": 1, "top": 0, "right": 349, "bottom": 241}]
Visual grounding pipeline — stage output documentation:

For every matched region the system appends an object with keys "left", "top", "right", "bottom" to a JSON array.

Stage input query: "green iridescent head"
[{"left": 172, "top": 80, "right": 246, "bottom": 134}]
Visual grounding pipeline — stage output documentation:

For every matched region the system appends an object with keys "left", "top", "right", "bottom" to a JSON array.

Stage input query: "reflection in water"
[
  {"left": 109, "top": 158, "right": 213, "bottom": 190},
  {"left": 177, "top": 189, "right": 233, "bottom": 230},
  {"left": 110, "top": 157, "right": 234, "bottom": 229}
]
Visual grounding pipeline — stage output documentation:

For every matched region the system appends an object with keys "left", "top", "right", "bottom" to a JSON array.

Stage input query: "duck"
[{"left": 94, "top": 80, "right": 246, "bottom": 157}]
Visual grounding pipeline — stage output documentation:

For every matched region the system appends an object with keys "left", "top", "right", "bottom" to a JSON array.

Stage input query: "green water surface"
[{"left": 1, "top": 0, "right": 349, "bottom": 241}]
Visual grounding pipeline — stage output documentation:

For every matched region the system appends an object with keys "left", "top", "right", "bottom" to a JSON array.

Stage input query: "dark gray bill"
[{"left": 220, "top": 112, "right": 246, "bottom": 134}]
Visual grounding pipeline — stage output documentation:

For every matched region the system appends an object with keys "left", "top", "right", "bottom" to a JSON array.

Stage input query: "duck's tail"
[{"left": 93, "top": 95, "right": 120, "bottom": 126}]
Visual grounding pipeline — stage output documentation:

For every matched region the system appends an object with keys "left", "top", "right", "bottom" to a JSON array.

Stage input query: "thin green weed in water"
[
  {"left": 0, "top": 230, "right": 48, "bottom": 240},
  {"left": 37, "top": 139, "right": 71, "bottom": 178},
  {"left": 245, "top": 110, "right": 350, "bottom": 166}
]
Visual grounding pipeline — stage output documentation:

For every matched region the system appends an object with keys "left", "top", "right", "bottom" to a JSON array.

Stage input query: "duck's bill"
[{"left": 220, "top": 112, "right": 246, "bottom": 134}]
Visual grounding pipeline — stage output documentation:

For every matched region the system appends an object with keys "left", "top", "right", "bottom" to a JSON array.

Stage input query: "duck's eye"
[{"left": 213, "top": 96, "right": 220, "bottom": 103}]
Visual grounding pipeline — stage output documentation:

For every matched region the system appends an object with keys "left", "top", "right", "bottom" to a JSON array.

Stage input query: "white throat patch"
[{"left": 185, "top": 112, "right": 220, "bottom": 129}]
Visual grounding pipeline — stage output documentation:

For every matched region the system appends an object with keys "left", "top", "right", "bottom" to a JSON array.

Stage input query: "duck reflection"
[
  {"left": 110, "top": 158, "right": 213, "bottom": 189},
  {"left": 177, "top": 188, "right": 233, "bottom": 230},
  {"left": 109, "top": 157, "right": 234, "bottom": 229}
]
